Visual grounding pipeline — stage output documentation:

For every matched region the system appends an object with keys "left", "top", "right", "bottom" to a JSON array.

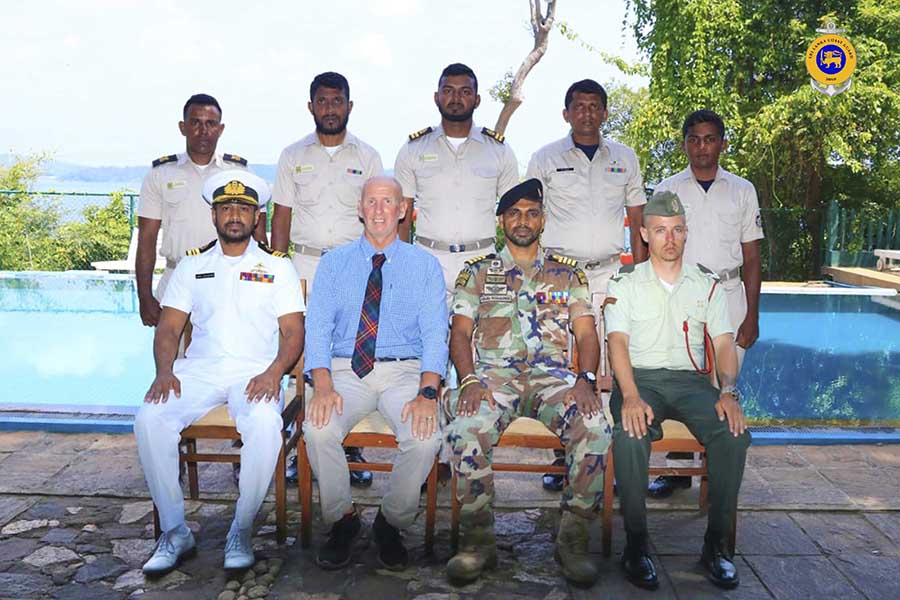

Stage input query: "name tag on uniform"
[
  {"left": 166, "top": 180, "right": 186, "bottom": 190},
  {"left": 420, "top": 153, "right": 438, "bottom": 162},
  {"left": 346, "top": 168, "right": 363, "bottom": 176},
  {"left": 296, "top": 165, "right": 314, "bottom": 173},
  {"left": 240, "top": 272, "right": 274, "bottom": 283},
  {"left": 195, "top": 272, "right": 215, "bottom": 279},
  {"left": 555, "top": 167, "right": 575, "bottom": 172}
]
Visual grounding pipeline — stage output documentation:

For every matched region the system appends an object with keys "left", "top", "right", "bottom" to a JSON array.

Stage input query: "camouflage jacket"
[{"left": 451, "top": 245, "right": 594, "bottom": 371}]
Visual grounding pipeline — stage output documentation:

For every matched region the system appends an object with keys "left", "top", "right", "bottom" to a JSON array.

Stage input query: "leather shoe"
[
  {"left": 700, "top": 538, "right": 739, "bottom": 589},
  {"left": 622, "top": 534, "right": 658, "bottom": 590},
  {"left": 542, "top": 457, "right": 567, "bottom": 492},
  {"left": 647, "top": 475, "right": 691, "bottom": 498},
  {"left": 345, "top": 447, "right": 374, "bottom": 488},
  {"left": 142, "top": 526, "right": 196, "bottom": 576}
]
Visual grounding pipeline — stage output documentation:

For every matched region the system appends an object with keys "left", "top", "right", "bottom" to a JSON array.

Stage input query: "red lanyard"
[{"left": 682, "top": 280, "right": 719, "bottom": 375}]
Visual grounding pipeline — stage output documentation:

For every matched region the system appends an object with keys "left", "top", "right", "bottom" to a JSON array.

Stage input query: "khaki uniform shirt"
[
  {"left": 526, "top": 135, "right": 645, "bottom": 260},
  {"left": 452, "top": 245, "right": 594, "bottom": 372},
  {"left": 137, "top": 152, "right": 249, "bottom": 263},
  {"left": 394, "top": 124, "right": 519, "bottom": 243},
  {"left": 271, "top": 131, "right": 383, "bottom": 249},
  {"left": 605, "top": 261, "right": 732, "bottom": 371},
  {"left": 654, "top": 166, "right": 764, "bottom": 274}
]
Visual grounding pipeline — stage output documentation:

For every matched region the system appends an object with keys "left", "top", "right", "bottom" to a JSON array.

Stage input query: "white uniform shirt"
[
  {"left": 161, "top": 241, "right": 304, "bottom": 366},
  {"left": 526, "top": 135, "right": 645, "bottom": 260},
  {"left": 394, "top": 124, "right": 519, "bottom": 243},
  {"left": 137, "top": 152, "right": 249, "bottom": 263},
  {"left": 654, "top": 166, "right": 764, "bottom": 273},
  {"left": 271, "top": 131, "right": 383, "bottom": 249}
]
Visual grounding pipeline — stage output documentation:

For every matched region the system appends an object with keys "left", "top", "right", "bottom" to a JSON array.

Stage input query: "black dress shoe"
[
  {"left": 317, "top": 510, "right": 363, "bottom": 570},
  {"left": 622, "top": 535, "right": 659, "bottom": 590},
  {"left": 373, "top": 509, "right": 408, "bottom": 570},
  {"left": 345, "top": 447, "right": 374, "bottom": 488},
  {"left": 700, "top": 539, "right": 739, "bottom": 589},
  {"left": 542, "top": 457, "right": 567, "bottom": 492},
  {"left": 647, "top": 475, "right": 691, "bottom": 498}
]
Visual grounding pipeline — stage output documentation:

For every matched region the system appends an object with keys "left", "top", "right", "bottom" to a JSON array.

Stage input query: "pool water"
[
  {"left": 740, "top": 293, "right": 900, "bottom": 424},
  {"left": 0, "top": 273, "right": 154, "bottom": 414},
  {"left": 1, "top": 273, "right": 899, "bottom": 424}
]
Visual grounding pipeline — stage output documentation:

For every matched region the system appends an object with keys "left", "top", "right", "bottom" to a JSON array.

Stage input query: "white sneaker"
[
  {"left": 224, "top": 527, "right": 255, "bottom": 570},
  {"left": 142, "top": 526, "right": 196, "bottom": 575}
]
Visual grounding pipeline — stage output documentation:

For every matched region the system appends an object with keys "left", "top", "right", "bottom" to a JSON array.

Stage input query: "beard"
[
  {"left": 314, "top": 113, "right": 349, "bottom": 135},
  {"left": 216, "top": 221, "right": 254, "bottom": 244},
  {"left": 437, "top": 103, "right": 476, "bottom": 123},
  {"left": 505, "top": 227, "right": 540, "bottom": 248}
]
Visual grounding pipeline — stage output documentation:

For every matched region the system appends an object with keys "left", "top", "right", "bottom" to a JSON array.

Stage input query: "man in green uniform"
[
  {"left": 445, "top": 179, "right": 611, "bottom": 587},
  {"left": 605, "top": 191, "right": 750, "bottom": 591}
]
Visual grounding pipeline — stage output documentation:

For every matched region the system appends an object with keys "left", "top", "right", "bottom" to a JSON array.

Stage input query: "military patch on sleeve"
[
  {"left": 257, "top": 240, "right": 286, "bottom": 257},
  {"left": 152, "top": 154, "right": 177, "bottom": 168},
  {"left": 408, "top": 127, "right": 433, "bottom": 142},
  {"left": 755, "top": 212, "right": 763, "bottom": 229},
  {"left": 481, "top": 127, "right": 505, "bottom": 143},
  {"left": 186, "top": 239, "right": 217, "bottom": 256},
  {"left": 573, "top": 267, "right": 588, "bottom": 286},
  {"left": 223, "top": 153, "right": 248, "bottom": 166}
]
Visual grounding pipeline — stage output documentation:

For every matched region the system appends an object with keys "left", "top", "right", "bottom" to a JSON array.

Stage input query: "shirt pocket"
[
  {"left": 291, "top": 170, "right": 319, "bottom": 206},
  {"left": 471, "top": 165, "right": 499, "bottom": 197},
  {"left": 534, "top": 303, "right": 570, "bottom": 349},
  {"left": 161, "top": 182, "right": 190, "bottom": 222},
  {"left": 630, "top": 307, "right": 661, "bottom": 355}
]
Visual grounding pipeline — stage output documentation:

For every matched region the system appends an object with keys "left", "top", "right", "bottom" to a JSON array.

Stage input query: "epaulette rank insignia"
[
  {"left": 223, "top": 153, "right": 248, "bottom": 166},
  {"left": 464, "top": 253, "right": 495, "bottom": 267},
  {"left": 574, "top": 267, "right": 588, "bottom": 287},
  {"left": 257, "top": 241, "right": 286, "bottom": 257},
  {"left": 186, "top": 240, "right": 217, "bottom": 256},
  {"left": 455, "top": 270, "right": 472, "bottom": 288},
  {"left": 152, "top": 154, "right": 177, "bottom": 168},
  {"left": 408, "top": 127, "right": 433, "bottom": 141},
  {"left": 549, "top": 253, "right": 578, "bottom": 267},
  {"left": 481, "top": 127, "right": 505, "bottom": 143}
]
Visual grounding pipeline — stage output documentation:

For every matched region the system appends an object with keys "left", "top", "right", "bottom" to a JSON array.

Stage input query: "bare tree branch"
[{"left": 493, "top": 0, "right": 557, "bottom": 136}]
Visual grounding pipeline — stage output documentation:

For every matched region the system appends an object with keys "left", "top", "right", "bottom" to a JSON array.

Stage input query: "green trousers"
[{"left": 610, "top": 368, "right": 751, "bottom": 539}]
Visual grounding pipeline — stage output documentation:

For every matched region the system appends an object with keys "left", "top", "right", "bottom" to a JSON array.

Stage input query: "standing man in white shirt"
[
  {"left": 270, "top": 72, "right": 383, "bottom": 488},
  {"left": 647, "top": 109, "right": 764, "bottom": 499},
  {"left": 135, "top": 171, "right": 304, "bottom": 575},
  {"left": 136, "top": 94, "right": 264, "bottom": 328},
  {"left": 526, "top": 78, "right": 647, "bottom": 490}
]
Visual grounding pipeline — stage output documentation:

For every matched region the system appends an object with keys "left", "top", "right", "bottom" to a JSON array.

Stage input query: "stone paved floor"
[{"left": 1, "top": 431, "right": 900, "bottom": 599}]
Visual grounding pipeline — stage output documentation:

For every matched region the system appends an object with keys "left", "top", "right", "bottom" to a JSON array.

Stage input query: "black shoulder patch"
[
  {"left": 464, "top": 253, "right": 496, "bottom": 267},
  {"left": 408, "top": 127, "right": 433, "bottom": 142},
  {"left": 257, "top": 240, "right": 286, "bottom": 257},
  {"left": 186, "top": 239, "right": 217, "bottom": 256},
  {"left": 152, "top": 154, "right": 177, "bottom": 168},
  {"left": 481, "top": 127, "right": 505, "bottom": 144},
  {"left": 547, "top": 252, "right": 578, "bottom": 268},
  {"left": 223, "top": 153, "right": 248, "bottom": 166}
]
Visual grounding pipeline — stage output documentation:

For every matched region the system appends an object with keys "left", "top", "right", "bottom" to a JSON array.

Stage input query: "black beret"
[{"left": 496, "top": 178, "right": 543, "bottom": 216}]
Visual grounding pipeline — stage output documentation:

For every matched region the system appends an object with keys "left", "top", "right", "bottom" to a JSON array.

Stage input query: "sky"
[{"left": 0, "top": 0, "right": 647, "bottom": 170}]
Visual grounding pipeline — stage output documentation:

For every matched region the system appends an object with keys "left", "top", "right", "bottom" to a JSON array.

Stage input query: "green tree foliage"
[
  {"left": 0, "top": 154, "right": 130, "bottom": 271},
  {"left": 612, "top": 0, "right": 900, "bottom": 278}
]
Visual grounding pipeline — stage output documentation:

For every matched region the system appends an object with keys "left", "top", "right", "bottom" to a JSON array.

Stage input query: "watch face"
[
  {"left": 420, "top": 386, "right": 438, "bottom": 400},
  {"left": 582, "top": 371, "right": 597, "bottom": 382}
]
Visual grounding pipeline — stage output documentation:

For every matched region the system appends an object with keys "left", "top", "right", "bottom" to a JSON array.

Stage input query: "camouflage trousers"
[{"left": 446, "top": 367, "right": 612, "bottom": 520}]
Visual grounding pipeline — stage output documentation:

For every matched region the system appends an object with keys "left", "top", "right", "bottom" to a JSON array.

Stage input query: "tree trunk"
[
  {"left": 494, "top": 0, "right": 557, "bottom": 136},
  {"left": 804, "top": 159, "right": 825, "bottom": 280}
]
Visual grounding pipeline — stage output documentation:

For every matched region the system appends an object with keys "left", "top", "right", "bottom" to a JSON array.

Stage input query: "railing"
[
  {"left": 825, "top": 199, "right": 900, "bottom": 268},
  {"left": 0, "top": 189, "right": 140, "bottom": 233}
]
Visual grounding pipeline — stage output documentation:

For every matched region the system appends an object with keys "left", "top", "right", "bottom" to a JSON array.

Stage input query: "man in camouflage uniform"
[{"left": 444, "top": 179, "right": 611, "bottom": 587}]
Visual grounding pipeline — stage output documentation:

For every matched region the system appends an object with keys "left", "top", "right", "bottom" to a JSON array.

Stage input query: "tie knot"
[{"left": 372, "top": 253, "right": 386, "bottom": 269}]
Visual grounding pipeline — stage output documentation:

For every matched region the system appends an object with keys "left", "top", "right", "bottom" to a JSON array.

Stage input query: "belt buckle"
[
  {"left": 320, "top": 248, "right": 329, "bottom": 256},
  {"left": 449, "top": 243, "right": 465, "bottom": 253}
]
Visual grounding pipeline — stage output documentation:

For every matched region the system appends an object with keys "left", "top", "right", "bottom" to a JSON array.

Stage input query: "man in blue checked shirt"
[{"left": 303, "top": 176, "right": 448, "bottom": 572}]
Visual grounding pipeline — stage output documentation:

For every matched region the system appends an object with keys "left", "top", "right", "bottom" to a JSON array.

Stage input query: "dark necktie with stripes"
[{"left": 351, "top": 253, "right": 387, "bottom": 378}]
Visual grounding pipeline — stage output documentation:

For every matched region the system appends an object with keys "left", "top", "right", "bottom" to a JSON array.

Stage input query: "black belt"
[{"left": 375, "top": 357, "right": 417, "bottom": 362}]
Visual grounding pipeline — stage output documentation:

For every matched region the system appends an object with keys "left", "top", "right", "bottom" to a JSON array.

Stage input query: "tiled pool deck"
[{"left": 1, "top": 431, "right": 899, "bottom": 599}]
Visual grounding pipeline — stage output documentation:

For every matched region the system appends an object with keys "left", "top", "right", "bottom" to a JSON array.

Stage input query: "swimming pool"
[{"left": 1, "top": 273, "right": 898, "bottom": 426}]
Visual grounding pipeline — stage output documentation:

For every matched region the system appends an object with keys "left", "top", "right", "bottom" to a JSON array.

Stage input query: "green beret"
[{"left": 644, "top": 190, "right": 685, "bottom": 217}]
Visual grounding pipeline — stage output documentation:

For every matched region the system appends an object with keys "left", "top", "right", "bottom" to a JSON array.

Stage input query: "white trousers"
[
  {"left": 302, "top": 358, "right": 440, "bottom": 529},
  {"left": 134, "top": 357, "right": 283, "bottom": 533}
]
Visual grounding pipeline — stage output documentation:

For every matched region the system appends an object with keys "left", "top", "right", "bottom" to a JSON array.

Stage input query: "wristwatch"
[
  {"left": 720, "top": 385, "right": 741, "bottom": 402},
  {"left": 576, "top": 371, "right": 597, "bottom": 391},
  {"left": 419, "top": 386, "right": 439, "bottom": 400}
]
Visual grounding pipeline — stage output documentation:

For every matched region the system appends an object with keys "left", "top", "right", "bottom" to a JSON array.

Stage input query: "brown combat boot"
[
  {"left": 555, "top": 511, "right": 599, "bottom": 587},
  {"left": 447, "top": 511, "right": 497, "bottom": 585}
]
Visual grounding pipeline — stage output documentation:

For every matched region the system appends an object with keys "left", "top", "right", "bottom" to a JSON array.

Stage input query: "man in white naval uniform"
[{"left": 134, "top": 171, "right": 304, "bottom": 575}]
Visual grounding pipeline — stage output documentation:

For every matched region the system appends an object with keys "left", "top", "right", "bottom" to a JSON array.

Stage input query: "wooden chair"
[
  {"left": 150, "top": 281, "right": 307, "bottom": 545},
  {"left": 296, "top": 397, "right": 440, "bottom": 555}
]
